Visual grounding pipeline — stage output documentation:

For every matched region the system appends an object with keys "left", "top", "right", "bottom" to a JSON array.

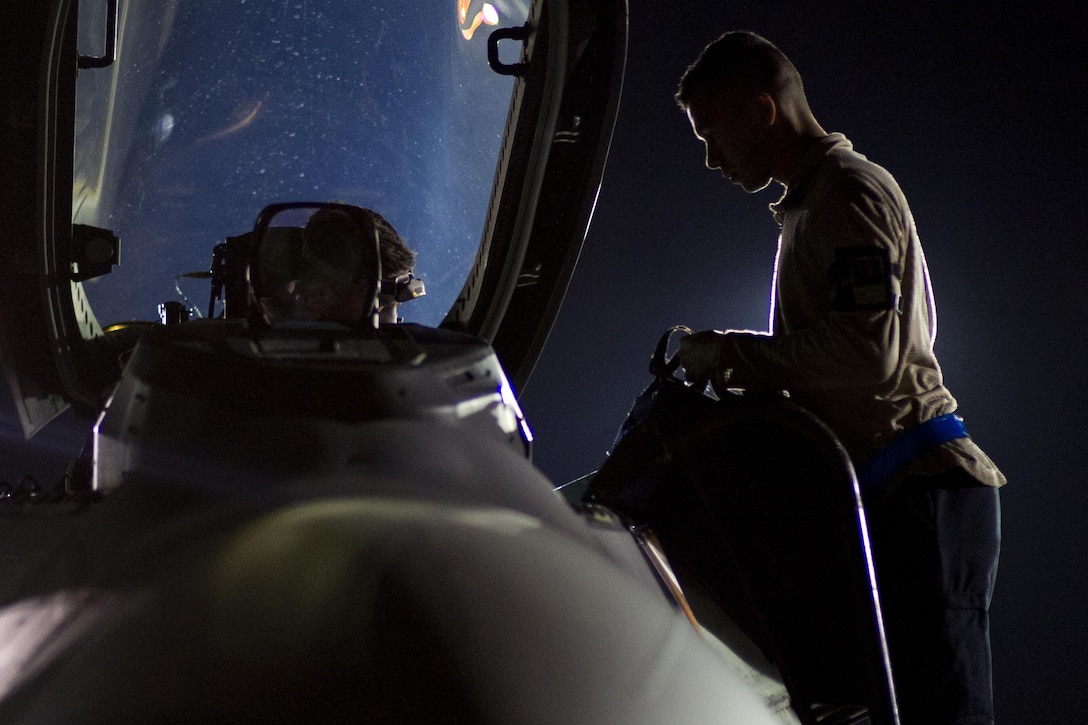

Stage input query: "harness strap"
[{"left": 857, "top": 413, "right": 969, "bottom": 491}]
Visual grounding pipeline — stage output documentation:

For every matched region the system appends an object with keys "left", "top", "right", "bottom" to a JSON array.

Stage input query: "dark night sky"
[{"left": 522, "top": 2, "right": 1086, "bottom": 722}]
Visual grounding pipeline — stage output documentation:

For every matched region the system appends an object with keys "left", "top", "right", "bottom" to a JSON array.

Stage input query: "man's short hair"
[
  {"left": 676, "top": 31, "right": 800, "bottom": 108},
  {"left": 365, "top": 209, "right": 416, "bottom": 278},
  {"left": 305, "top": 206, "right": 416, "bottom": 280}
]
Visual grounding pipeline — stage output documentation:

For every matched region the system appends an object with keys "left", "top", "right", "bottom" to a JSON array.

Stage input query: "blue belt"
[{"left": 857, "top": 413, "right": 969, "bottom": 491}]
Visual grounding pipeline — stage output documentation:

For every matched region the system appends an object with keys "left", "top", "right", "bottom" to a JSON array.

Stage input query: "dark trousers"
[{"left": 866, "top": 470, "right": 1001, "bottom": 725}]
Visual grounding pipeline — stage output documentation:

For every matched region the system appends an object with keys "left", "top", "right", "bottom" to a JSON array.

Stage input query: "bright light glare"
[{"left": 459, "top": 2, "right": 500, "bottom": 41}]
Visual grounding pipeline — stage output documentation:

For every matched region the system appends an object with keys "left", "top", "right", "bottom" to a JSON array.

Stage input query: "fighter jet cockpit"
[
  {"left": 0, "top": 0, "right": 630, "bottom": 456},
  {"left": 18, "top": 0, "right": 570, "bottom": 490},
  {"left": 56, "top": 0, "right": 511, "bottom": 394},
  {"left": 71, "top": 2, "right": 513, "bottom": 333}
]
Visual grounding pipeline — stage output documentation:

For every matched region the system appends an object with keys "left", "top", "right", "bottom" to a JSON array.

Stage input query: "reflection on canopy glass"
[{"left": 72, "top": 0, "right": 529, "bottom": 327}]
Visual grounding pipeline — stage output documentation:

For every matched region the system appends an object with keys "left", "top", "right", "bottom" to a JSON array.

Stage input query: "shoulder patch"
[{"left": 829, "top": 246, "right": 900, "bottom": 311}]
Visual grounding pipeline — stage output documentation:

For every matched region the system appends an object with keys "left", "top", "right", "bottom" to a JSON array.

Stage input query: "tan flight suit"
[{"left": 715, "top": 133, "right": 1004, "bottom": 496}]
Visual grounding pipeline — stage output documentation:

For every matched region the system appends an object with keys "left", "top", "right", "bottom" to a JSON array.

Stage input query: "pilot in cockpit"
[{"left": 262, "top": 207, "right": 424, "bottom": 325}]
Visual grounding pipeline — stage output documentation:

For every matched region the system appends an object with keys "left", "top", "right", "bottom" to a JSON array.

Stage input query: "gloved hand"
[{"left": 676, "top": 330, "right": 726, "bottom": 389}]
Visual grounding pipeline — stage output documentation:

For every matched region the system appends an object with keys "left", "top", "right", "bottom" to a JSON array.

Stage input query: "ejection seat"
[{"left": 585, "top": 390, "right": 900, "bottom": 725}]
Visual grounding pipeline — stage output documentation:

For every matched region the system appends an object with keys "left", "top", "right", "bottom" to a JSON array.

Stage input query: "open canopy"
[{"left": 0, "top": 0, "right": 627, "bottom": 436}]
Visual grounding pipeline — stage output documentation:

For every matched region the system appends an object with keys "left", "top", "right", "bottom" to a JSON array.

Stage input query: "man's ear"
[{"left": 750, "top": 93, "right": 777, "bottom": 127}]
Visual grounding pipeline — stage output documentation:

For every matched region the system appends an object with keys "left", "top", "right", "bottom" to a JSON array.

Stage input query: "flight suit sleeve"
[{"left": 719, "top": 180, "right": 906, "bottom": 393}]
